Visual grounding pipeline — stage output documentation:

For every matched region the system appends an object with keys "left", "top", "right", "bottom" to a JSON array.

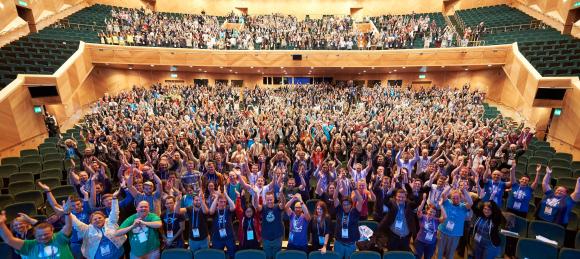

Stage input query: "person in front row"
[
  {"left": 209, "top": 190, "right": 237, "bottom": 258},
  {"left": 332, "top": 183, "right": 364, "bottom": 259},
  {"left": 175, "top": 192, "right": 210, "bottom": 253},
  {"left": 115, "top": 201, "right": 162, "bottom": 259},
  {"left": 436, "top": 180, "right": 473, "bottom": 259},
  {"left": 254, "top": 191, "right": 286, "bottom": 259},
  {"left": 285, "top": 193, "right": 311, "bottom": 253},
  {"left": 0, "top": 200, "right": 74, "bottom": 259},
  {"left": 378, "top": 188, "right": 418, "bottom": 252}
]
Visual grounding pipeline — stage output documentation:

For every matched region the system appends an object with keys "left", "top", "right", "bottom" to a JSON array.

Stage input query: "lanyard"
[
  {"left": 218, "top": 209, "right": 226, "bottom": 229},
  {"left": 166, "top": 212, "right": 175, "bottom": 232},
  {"left": 317, "top": 218, "right": 325, "bottom": 236},
  {"left": 192, "top": 209, "right": 199, "bottom": 228},
  {"left": 342, "top": 210, "right": 350, "bottom": 229},
  {"left": 245, "top": 217, "right": 253, "bottom": 231}
]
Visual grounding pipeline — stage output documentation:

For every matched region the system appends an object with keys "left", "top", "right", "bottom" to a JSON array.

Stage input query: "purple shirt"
[{"left": 417, "top": 215, "right": 439, "bottom": 244}]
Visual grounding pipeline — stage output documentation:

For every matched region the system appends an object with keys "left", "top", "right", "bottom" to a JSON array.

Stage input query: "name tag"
[
  {"left": 341, "top": 228, "right": 349, "bottom": 239},
  {"left": 167, "top": 230, "right": 174, "bottom": 239},
  {"left": 247, "top": 230, "right": 254, "bottom": 241},
  {"left": 219, "top": 228, "right": 227, "bottom": 238},
  {"left": 513, "top": 201, "right": 521, "bottom": 210},
  {"left": 507, "top": 160, "right": 513, "bottom": 166},
  {"left": 395, "top": 220, "right": 403, "bottom": 230},
  {"left": 100, "top": 244, "right": 111, "bottom": 256},
  {"left": 425, "top": 232, "right": 434, "bottom": 241},
  {"left": 192, "top": 228, "right": 200, "bottom": 238},
  {"left": 383, "top": 205, "right": 388, "bottom": 213},
  {"left": 446, "top": 221, "right": 455, "bottom": 231},
  {"left": 137, "top": 231, "right": 148, "bottom": 243},
  {"left": 474, "top": 233, "right": 482, "bottom": 242},
  {"left": 544, "top": 206, "right": 553, "bottom": 215},
  {"left": 318, "top": 236, "right": 325, "bottom": 245}
]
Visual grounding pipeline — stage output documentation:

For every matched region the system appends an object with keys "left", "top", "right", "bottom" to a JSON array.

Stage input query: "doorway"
[{"left": 16, "top": 6, "right": 36, "bottom": 33}]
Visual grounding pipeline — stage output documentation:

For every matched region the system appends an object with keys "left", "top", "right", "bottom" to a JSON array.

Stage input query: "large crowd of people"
[
  {"left": 0, "top": 82, "right": 578, "bottom": 259},
  {"left": 97, "top": 7, "right": 467, "bottom": 50}
]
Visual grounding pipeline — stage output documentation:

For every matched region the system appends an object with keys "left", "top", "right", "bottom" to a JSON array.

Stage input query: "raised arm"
[
  {"left": 542, "top": 166, "right": 552, "bottom": 193},
  {"left": 462, "top": 188, "right": 473, "bottom": 210},
  {"left": 417, "top": 193, "right": 427, "bottom": 217},
  {"left": 126, "top": 169, "right": 141, "bottom": 198},
  {"left": 0, "top": 211, "right": 24, "bottom": 250},
  {"left": 571, "top": 177, "right": 580, "bottom": 202},
  {"left": 284, "top": 195, "right": 297, "bottom": 216}
]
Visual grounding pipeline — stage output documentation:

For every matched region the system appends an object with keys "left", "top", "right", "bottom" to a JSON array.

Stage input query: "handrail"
[
  {"left": 54, "top": 19, "right": 106, "bottom": 31},
  {"left": 485, "top": 20, "right": 546, "bottom": 34}
]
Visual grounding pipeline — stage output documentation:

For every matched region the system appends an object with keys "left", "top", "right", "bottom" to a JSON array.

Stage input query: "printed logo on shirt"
[
  {"left": 38, "top": 245, "right": 60, "bottom": 258},
  {"left": 266, "top": 211, "right": 275, "bottom": 222}
]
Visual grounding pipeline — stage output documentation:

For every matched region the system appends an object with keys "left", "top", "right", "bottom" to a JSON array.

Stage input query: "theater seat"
[
  {"left": 161, "top": 248, "right": 192, "bottom": 259},
  {"left": 352, "top": 251, "right": 381, "bottom": 259},
  {"left": 517, "top": 238, "right": 558, "bottom": 259},
  {"left": 276, "top": 250, "right": 307, "bottom": 259},
  {"left": 383, "top": 251, "right": 414, "bottom": 259},
  {"left": 309, "top": 251, "right": 340, "bottom": 259},
  {"left": 559, "top": 248, "right": 580, "bottom": 259},
  {"left": 527, "top": 220, "right": 565, "bottom": 247},
  {"left": 195, "top": 249, "right": 225, "bottom": 259},
  {"left": 235, "top": 250, "right": 265, "bottom": 259}
]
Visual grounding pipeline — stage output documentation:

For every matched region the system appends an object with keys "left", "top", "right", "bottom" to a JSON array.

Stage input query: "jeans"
[
  {"left": 437, "top": 232, "right": 460, "bottom": 259},
  {"left": 263, "top": 237, "right": 282, "bottom": 259},
  {"left": 387, "top": 232, "right": 411, "bottom": 251},
  {"left": 212, "top": 238, "right": 236, "bottom": 259},
  {"left": 189, "top": 238, "right": 209, "bottom": 253},
  {"left": 333, "top": 240, "right": 356, "bottom": 259},
  {"left": 473, "top": 239, "right": 501, "bottom": 259},
  {"left": 414, "top": 240, "right": 436, "bottom": 259}
]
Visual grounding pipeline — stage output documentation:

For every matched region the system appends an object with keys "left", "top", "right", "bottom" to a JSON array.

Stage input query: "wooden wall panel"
[{"left": 90, "top": 0, "right": 512, "bottom": 16}]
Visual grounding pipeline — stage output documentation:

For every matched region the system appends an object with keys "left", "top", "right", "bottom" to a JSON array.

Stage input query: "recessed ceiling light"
[
  {"left": 198, "top": 69, "right": 202, "bottom": 71},
  {"left": 402, "top": 66, "right": 406, "bottom": 69},
  {"left": 488, "top": 64, "right": 492, "bottom": 67},
  {"left": 394, "top": 69, "right": 397, "bottom": 72},
  {"left": 363, "top": 70, "right": 366, "bottom": 73},
  {"left": 229, "top": 69, "right": 232, "bottom": 72},
  {"left": 189, "top": 65, "right": 192, "bottom": 68},
  {"left": 465, "top": 68, "right": 469, "bottom": 71},
  {"left": 220, "top": 66, "right": 223, "bottom": 68},
  {"left": 441, "top": 66, "right": 445, "bottom": 68},
  {"left": 150, "top": 64, "right": 154, "bottom": 67},
  {"left": 310, "top": 67, "right": 314, "bottom": 69},
  {"left": 203, "top": 71, "right": 207, "bottom": 72},
  {"left": 280, "top": 67, "right": 284, "bottom": 69},
  {"left": 128, "top": 67, "right": 133, "bottom": 70},
  {"left": 105, "top": 63, "right": 109, "bottom": 66},
  {"left": 388, "top": 72, "right": 392, "bottom": 74},
  {"left": 250, "top": 66, "right": 254, "bottom": 69},
  {"left": 371, "top": 67, "right": 375, "bottom": 69},
  {"left": 235, "top": 72, "right": 238, "bottom": 74},
  {"left": 257, "top": 70, "right": 261, "bottom": 72},
  {"left": 341, "top": 67, "right": 344, "bottom": 69}
]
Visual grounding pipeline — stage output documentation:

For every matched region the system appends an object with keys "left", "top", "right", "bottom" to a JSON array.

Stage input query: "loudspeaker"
[{"left": 292, "top": 54, "right": 302, "bottom": 60}]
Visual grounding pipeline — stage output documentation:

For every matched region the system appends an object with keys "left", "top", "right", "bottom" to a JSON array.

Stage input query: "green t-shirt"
[
  {"left": 18, "top": 231, "right": 74, "bottom": 259},
  {"left": 119, "top": 213, "right": 161, "bottom": 256}
]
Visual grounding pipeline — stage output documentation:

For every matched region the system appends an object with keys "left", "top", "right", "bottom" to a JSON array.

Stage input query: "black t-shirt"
[
  {"left": 187, "top": 207, "right": 209, "bottom": 241},
  {"left": 309, "top": 216, "right": 332, "bottom": 249},
  {"left": 162, "top": 211, "right": 185, "bottom": 241}
]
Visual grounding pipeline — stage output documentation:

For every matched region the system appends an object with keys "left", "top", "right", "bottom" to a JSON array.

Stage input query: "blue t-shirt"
[
  {"left": 261, "top": 206, "right": 284, "bottom": 240},
  {"left": 94, "top": 229, "right": 124, "bottom": 259},
  {"left": 438, "top": 199, "right": 469, "bottom": 237},
  {"left": 482, "top": 181, "right": 506, "bottom": 207},
  {"left": 417, "top": 215, "right": 439, "bottom": 244},
  {"left": 334, "top": 206, "right": 360, "bottom": 243},
  {"left": 538, "top": 190, "right": 577, "bottom": 225},
  {"left": 507, "top": 183, "right": 533, "bottom": 212},
  {"left": 212, "top": 208, "right": 235, "bottom": 241},
  {"left": 288, "top": 213, "right": 309, "bottom": 246}
]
